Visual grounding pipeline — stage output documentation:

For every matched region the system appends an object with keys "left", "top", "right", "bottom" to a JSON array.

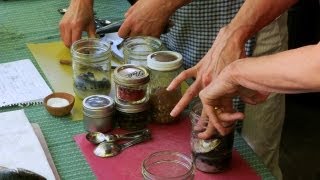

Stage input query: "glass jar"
[
  {"left": 83, "top": 95, "right": 114, "bottom": 133},
  {"left": 142, "top": 151, "right": 195, "bottom": 180},
  {"left": 147, "top": 51, "right": 183, "bottom": 124},
  {"left": 71, "top": 38, "right": 112, "bottom": 99},
  {"left": 113, "top": 64, "right": 150, "bottom": 104},
  {"left": 115, "top": 98, "right": 150, "bottom": 131},
  {"left": 189, "top": 102, "right": 235, "bottom": 173},
  {"left": 123, "top": 36, "right": 164, "bottom": 66}
]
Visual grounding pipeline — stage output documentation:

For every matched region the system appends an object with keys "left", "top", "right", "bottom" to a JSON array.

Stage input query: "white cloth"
[{"left": 0, "top": 110, "right": 55, "bottom": 180}]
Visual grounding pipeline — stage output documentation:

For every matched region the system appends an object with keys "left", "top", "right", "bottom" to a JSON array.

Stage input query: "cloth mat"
[{"left": 74, "top": 118, "right": 260, "bottom": 180}]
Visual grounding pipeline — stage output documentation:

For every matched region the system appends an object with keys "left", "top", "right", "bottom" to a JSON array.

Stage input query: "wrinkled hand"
[
  {"left": 118, "top": 0, "right": 177, "bottom": 38},
  {"left": 59, "top": 0, "right": 96, "bottom": 47},
  {"left": 167, "top": 26, "right": 246, "bottom": 117},
  {"left": 198, "top": 63, "right": 270, "bottom": 137}
]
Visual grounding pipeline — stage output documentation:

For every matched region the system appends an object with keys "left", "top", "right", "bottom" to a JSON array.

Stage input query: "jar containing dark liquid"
[
  {"left": 113, "top": 64, "right": 150, "bottom": 104},
  {"left": 123, "top": 36, "right": 164, "bottom": 66},
  {"left": 147, "top": 51, "right": 183, "bottom": 123},
  {"left": 71, "top": 38, "right": 112, "bottom": 99},
  {"left": 115, "top": 98, "right": 150, "bottom": 131},
  {"left": 189, "top": 102, "right": 235, "bottom": 173}
]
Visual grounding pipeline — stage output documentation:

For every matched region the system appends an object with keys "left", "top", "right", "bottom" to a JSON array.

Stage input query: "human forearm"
[
  {"left": 230, "top": 44, "right": 320, "bottom": 93},
  {"left": 226, "top": 0, "right": 297, "bottom": 45},
  {"left": 119, "top": 0, "right": 191, "bottom": 38},
  {"left": 69, "top": 0, "right": 93, "bottom": 10},
  {"left": 166, "top": 0, "right": 191, "bottom": 11}
]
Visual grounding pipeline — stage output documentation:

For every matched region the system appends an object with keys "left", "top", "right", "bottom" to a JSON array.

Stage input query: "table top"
[{"left": 0, "top": 0, "right": 274, "bottom": 179}]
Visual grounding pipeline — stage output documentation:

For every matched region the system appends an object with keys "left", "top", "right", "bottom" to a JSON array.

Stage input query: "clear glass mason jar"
[
  {"left": 189, "top": 102, "right": 235, "bottom": 173},
  {"left": 71, "top": 38, "right": 112, "bottom": 100},
  {"left": 147, "top": 51, "right": 183, "bottom": 124},
  {"left": 113, "top": 64, "right": 150, "bottom": 104},
  {"left": 115, "top": 98, "right": 150, "bottom": 131},
  {"left": 83, "top": 95, "right": 114, "bottom": 133},
  {"left": 142, "top": 151, "right": 195, "bottom": 180},
  {"left": 123, "top": 36, "right": 164, "bottom": 66}
]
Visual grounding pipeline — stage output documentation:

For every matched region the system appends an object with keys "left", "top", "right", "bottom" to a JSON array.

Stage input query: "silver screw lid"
[
  {"left": 83, "top": 95, "right": 114, "bottom": 118},
  {"left": 113, "top": 64, "right": 150, "bottom": 87},
  {"left": 115, "top": 98, "right": 149, "bottom": 113}
]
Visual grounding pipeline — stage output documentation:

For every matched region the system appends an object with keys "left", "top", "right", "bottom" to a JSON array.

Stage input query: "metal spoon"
[
  {"left": 86, "top": 129, "right": 150, "bottom": 144},
  {"left": 93, "top": 133, "right": 151, "bottom": 157}
]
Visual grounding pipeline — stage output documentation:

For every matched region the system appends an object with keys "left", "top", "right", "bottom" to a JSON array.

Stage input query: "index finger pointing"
[{"left": 167, "top": 68, "right": 196, "bottom": 91}]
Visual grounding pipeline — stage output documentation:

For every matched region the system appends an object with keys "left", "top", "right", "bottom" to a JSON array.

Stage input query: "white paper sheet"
[
  {"left": 0, "top": 59, "right": 52, "bottom": 107},
  {"left": 0, "top": 110, "right": 55, "bottom": 180}
]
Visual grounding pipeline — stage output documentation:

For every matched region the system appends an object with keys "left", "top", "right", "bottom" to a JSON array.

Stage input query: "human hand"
[
  {"left": 59, "top": 0, "right": 96, "bottom": 47},
  {"left": 167, "top": 26, "right": 247, "bottom": 117},
  {"left": 198, "top": 63, "right": 269, "bottom": 137},
  {"left": 118, "top": 0, "right": 187, "bottom": 38}
]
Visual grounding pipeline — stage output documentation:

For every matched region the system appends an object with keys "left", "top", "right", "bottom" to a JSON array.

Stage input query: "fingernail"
[
  {"left": 170, "top": 109, "right": 177, "bottom": 117},
  {"left": 166, "top": 86, "right": 172, "bottom": 91}
]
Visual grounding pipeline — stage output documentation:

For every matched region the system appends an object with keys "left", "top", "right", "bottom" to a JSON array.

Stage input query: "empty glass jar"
[
  {"left": 71, "top": 38, "right": 112, "bottom": 99},
  {"left": 142, "top": 151, "right": 195, "bottom": 180},
  {"left": 190, "top": 102, "right": 235, "bottom": 173},
  {"left": 123, "top": 36, "right": 164, "bottom": 66}
]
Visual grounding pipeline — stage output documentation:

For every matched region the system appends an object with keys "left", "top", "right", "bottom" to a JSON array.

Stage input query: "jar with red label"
[{"left": 113, "top": 64, "right": 150, "bottom": 104}]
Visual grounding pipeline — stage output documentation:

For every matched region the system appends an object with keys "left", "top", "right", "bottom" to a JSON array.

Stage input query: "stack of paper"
[{"left": 0, "top": 110, "right": 57, "bottom": 179}]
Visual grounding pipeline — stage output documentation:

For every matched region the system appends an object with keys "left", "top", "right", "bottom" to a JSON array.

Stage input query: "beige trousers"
[{"left": 241, "top": 13, "right": 288, "bottom": 180}]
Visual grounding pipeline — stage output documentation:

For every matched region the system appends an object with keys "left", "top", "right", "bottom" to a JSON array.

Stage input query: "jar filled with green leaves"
[{"left": 147, "top": 51, "right": 183, "bottom": 123}]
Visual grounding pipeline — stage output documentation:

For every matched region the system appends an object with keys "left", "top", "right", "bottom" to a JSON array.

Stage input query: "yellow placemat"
[{"left": 27, "top": 42, "right": 83, "bottom": 121}]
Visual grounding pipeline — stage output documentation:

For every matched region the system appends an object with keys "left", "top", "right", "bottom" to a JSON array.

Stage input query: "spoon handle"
[
  {"left": 117, "top": 129, "right": 150, "bottom": 139},
  {"left": 120, "top": 134, "right": 151, "bottom": 150}
]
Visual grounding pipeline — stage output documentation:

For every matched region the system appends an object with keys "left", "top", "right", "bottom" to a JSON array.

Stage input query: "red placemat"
[{"left": 74, "top": 118, "right": 260, "bottom": 180}]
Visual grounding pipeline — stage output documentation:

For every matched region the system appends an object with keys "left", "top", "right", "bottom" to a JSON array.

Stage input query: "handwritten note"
[{"left": 0, "top": 59, "right": 52, "bottom": 107}]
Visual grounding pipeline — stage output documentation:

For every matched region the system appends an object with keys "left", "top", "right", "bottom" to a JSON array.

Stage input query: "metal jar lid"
[
  {"left": 83, "top": 95, "right": 114, "bottom": 118},
  {"left": 113, "top": 64, "right": 150, "bottom": 87},
  {"left": 147, "top": 51, "right": 183, "bottom": 71},
  {"left": 115, "top": 98, "right": 149, "bottom": 113}
]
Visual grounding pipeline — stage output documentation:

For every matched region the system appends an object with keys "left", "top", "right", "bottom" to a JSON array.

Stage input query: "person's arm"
[
  {"left": 231, "top": 44, "right": 320, "bottom": 93},
  {"left": 168, "top": 0, "right": 297, "bottom": 118},
  {"left": 225, "top": 0, "right": 297, "bottom": 52},
  {"left": 198, "top": 43, "right": 320, "bottom": 137},
  {"left": 118, "top": 0, "right": 191, "bottom": 38},
  {"left": 59, "top": 0, "right": 96, "bottom": 47}
]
